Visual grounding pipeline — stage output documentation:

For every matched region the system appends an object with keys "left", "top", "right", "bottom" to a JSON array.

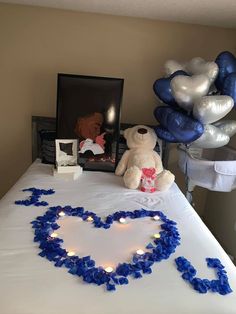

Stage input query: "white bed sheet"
[{"left": 0, "top": 160, "right": 236, "bottom": 314}]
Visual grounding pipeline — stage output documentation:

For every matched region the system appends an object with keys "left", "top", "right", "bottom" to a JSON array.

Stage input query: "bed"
[{"left": 0, "top": 159, "right": 236, "bottom": 314}]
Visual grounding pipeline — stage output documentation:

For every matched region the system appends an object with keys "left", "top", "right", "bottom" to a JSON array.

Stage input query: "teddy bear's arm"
[
  {"left": 153, "top": 151, "right": 164, "bottom": 172},
  {"left": 115, "top": 150, "right": 130, "bottom": 176}
]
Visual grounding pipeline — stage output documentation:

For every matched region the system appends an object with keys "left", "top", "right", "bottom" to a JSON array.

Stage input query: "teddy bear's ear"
[{"left": 123, "top": 128, "right": 130, "bottom": 139}]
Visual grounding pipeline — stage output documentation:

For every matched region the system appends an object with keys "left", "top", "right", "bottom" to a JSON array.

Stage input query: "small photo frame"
[{"left": 55, "top": 139, "right": 78, "bottom": 167}]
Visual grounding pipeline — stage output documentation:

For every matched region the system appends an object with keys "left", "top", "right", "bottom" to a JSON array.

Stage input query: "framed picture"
[{"left": 56, "top": 74, "right": 124, "bottom": 172}]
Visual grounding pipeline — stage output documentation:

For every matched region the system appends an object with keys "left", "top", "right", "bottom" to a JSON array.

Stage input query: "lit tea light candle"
[
  {"left": 67, "top": 251, "right": 75, "bottom": 257},
  {"left": 87, "top": 216, "right": 94, "bottom": 222},
  {"left": 153, "top": 215, "right": 160, "bottom": 221},
  {"left": 50, "top": 232, "right": 58, "bottom": 238},
  {"left": 119, "top": 218, "right": 126, "bottom": 224},
  {"left": 105, "top": 266, "right": 114, "bottom": 273},
  {"left": 59, "top": 211, "right": 66, "bottom": 217},
  {"left": 153, "top": 233, "right": 161, "bottom": 239},
  {"left": 136, "top": 249, "right": 145, "bottom": 255}
]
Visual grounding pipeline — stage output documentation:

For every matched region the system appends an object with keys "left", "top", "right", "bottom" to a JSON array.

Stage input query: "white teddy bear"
[{"left": 115, "top": 125, "right": 175, "bottom": 191}]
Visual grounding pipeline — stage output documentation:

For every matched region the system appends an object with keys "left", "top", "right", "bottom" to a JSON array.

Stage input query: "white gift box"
[{"left": 53, "top": 166, "right": 82, "bottom": 180}]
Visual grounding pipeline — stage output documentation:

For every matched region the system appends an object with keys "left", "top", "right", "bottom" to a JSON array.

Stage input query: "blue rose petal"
[{"left": 175, "top": 256, "right": 232, "bottom": 295}]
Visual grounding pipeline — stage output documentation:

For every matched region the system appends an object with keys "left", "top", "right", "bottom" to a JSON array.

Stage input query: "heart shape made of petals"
[{"left": 32, "top": 206, "right": 180, "bottom": 291}]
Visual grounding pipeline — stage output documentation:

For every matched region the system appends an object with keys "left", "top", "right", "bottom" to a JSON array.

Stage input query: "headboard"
[{"left": 32, "top": 116, "right": 169, "bottom": 168}]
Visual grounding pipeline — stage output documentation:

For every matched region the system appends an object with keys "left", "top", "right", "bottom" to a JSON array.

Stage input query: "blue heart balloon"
[
  {"left": 215, "top": 51, "right": 236, "bottom": 91},
  {"left": 168, "top": 111, "right": 204, "bottom": 143},
  {"left": 154, "top": 125, "right": 179, "bottom": 143},
  {"left": 153, "top": 70, "right": 188, "bottom": 107},
  {"left": 154, "top": 106, "right": 173, "bottom": 126},
  {"left": 222, "top": 73, "right": 236, "bottom": 108},
  {"left": 154, "top": 106, "right": 204, "bottom": 143}
]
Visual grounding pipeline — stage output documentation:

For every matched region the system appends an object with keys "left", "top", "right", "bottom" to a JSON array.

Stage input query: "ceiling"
[{"left": 2, "top": 0, "right": 236, "bottom": 28}]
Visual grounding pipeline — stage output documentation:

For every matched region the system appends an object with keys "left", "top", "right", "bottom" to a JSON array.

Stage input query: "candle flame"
[{"left": 105, "top": 266, "right": 113, "bottom": 273}]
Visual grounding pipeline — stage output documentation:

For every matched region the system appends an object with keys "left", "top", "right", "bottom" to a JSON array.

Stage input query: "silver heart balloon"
[
  {"left": 191, "top": 125, "right": 230, "bottom": 148},
  {"left": 186, "top": 57, "right": 219, "bottom": 83},
  {"left": 164, "top": 60, "right": 185, "bottom": 76},
  {"left": 213, "top": 120, "right": 236, "bottom": 137},
  {"left": 171, "top": 74, "right": 211, "bottom": 111},
  {"left": 193, "top": 95, "right": 234, "bottom": 124}
]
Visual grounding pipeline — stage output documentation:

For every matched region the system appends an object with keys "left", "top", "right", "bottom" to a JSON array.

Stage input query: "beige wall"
[{"left": 0, "top": 3, "right": 236, "bottom": 200}]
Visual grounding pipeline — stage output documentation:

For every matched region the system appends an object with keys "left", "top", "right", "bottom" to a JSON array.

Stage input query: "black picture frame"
[{"left": 56, "top": 73, "right": 124, "bottom": 172}]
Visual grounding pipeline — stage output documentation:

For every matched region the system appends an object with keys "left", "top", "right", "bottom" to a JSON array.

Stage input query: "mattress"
[{"left": 0, "top": 160, "right": 235, "bottom": 314}]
